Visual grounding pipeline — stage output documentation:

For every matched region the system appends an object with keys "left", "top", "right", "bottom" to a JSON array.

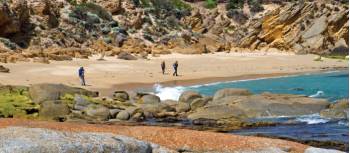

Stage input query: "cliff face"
[{"left": 0, "top": 0, "right": 348, "bottom": 63}]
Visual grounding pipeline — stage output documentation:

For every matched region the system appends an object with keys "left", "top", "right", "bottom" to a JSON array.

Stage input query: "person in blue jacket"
[{"left": 78, "top": 67, "right": 86, "bottom": 86}]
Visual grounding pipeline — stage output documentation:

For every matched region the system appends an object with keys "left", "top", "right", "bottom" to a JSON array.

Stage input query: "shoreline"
[
  {"left": 95, "top": 68, "right": 348, "bottom": 96},
  {"left": 0, "top": 53, "right": 348, "bottom": 97}
]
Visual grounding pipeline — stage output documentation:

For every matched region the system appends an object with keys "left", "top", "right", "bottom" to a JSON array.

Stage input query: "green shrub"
[
  {"left": 71, "top": 2, "right": 112, "bottom": 21},
  {"left": 205, "top": 0, "right": 217, "bottom": 9},
  {"left": 171, "top": 0, "right": 191, "bottom": 10},
  {"left": 0, "top": 38, "right": 17, "bottom": 50},
  {"left": 248, "top": 0, "right": 264, "bottom": 12},
  {"left": 226, "top": 0, "right": 244, "bottom": 10},
  {"left": 140, "top": 0, "right": 151, "bottom": 7},
  {"left": 66, "top": 0, "right": 77, "bottom": 6},
  {"left": 0, "top": 87, "right": 39, "bottom": 118},
  {"left": 150, "top": 0, "right": 191, "bottom": 18}
]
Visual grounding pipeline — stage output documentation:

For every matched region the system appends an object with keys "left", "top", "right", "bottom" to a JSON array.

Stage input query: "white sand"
[{"left": 0, "top": 52, "right": 348, "bottom": 95}]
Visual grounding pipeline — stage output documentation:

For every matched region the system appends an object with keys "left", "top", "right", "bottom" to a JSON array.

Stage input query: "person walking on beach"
[
  {"left": 161, "top": 61, "right": 166, "bottom": 75},
  {"left": 78, "top": 67, "right": 86, "bottom": 86},
  {"left": 173, "top": 61, "right": 178, "bottom": 76}
]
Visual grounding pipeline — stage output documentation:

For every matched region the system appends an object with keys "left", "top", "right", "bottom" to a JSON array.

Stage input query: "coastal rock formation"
[
  {"left": 29, "top": 83, "right": 98, "bottom": 103},
  {"left": 3, "top": 84, "right": 342, "bottom": 130},
  {"left": 234, "top": 2, "right": 349, "bottom": 54},
  {"left": 0, "top": 127, "right": 175, "bottom": 153},
  {"left": 320, "top": 99, "right": 349, "bottom": 119},
  {"left": 0, "top": 0, "right": 348, "bottom": 63}
]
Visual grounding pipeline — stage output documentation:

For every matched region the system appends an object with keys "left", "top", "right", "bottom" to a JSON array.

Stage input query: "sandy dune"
[{"left": 0, "top": 52, "right": 347, "bottom": 96}]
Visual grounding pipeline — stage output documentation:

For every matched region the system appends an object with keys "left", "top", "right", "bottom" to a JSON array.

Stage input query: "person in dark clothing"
[
  {"left": 173, "top": 61, "right": 178, "bottom": 76},
  {"left": 161, "top": 61, "right": 166, "bottom": 75},
  {"left": 78, "top": 67, "right": 86, "bottom": 86}
]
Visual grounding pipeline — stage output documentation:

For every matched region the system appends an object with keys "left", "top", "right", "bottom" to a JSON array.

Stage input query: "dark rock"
[
  {"left": 0, "top": 65, "right": 9, "bottom": 73},
  {"left": 109, "top": 109, "right": 122, "bottom": 118},
  {"left": 117, "top": 51, "right": 137, "bottom": 60}
]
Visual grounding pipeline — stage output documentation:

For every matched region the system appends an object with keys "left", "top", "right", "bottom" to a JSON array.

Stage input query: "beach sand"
[{"left": 0, "top": 52, "right": 348, "bottom": 96}]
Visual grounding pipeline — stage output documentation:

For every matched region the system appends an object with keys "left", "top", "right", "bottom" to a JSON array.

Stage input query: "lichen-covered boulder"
[
  {"left": 83, "top": 104, "right": 110, "bottom": 121},
  {"left": 29, "top": 84, "right": 98, "bottom": 104},
  {"left": 179, "top": 91, "right": 202, "bottom": 104},
  {"left": 212, "top": 88, "right": 252, "bottom": 101},
  {"left": 39, "top": 100, "right": 70, "bottom": 121}
]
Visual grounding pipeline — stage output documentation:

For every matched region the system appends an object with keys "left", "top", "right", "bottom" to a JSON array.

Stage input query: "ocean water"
[
  {"left": 153, "top": 71, "right": 349, "bottom": 144},
  {"left": 154, "top": 71, "right": 349, "bottom": 101}
]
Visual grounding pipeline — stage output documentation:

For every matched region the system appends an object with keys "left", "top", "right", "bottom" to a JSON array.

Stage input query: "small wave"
[
  {"left": 153, "top": 84, "right": 185, "bottom": 101},
  {"left": 338, "top": 120, "right": 349, "bottom": 126},
  {"left": 309, "top": 91, "right": 325, "bottom": 98},
  {"left": 295, "top": 114, "right": 329, "bottom": 124}
]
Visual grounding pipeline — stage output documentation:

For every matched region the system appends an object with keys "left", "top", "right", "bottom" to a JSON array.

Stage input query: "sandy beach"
[{"left": 0, "top": 52, "right": 348, "bottom": 96}]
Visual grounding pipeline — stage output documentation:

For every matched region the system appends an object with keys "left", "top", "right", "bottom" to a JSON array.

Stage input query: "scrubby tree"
[
  {"left": 205, "top": 0, "right": 217, "bottom": 9},
  {"left": 248, "top": 0, "right": 264, "bottom": 12},
  {"left": 226, "top": 0, "right": 244, "bottom": 10}
]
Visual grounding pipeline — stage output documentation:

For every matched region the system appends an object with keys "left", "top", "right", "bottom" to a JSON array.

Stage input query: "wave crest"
[{"left": 153, "top": 84, "right": 185, "bottom": 101}]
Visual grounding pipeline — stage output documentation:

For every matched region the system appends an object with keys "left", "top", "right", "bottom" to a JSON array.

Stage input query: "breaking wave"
[{"left": 153, "top": 84, "right": 185, "bottom": 101}]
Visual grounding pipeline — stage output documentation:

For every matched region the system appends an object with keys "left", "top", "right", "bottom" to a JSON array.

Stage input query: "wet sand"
[{"left": 0, "top": 52, "right": 347, "bottom": 96}]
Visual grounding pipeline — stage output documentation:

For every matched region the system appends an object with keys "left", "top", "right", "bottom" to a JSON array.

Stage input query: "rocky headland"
[
  {"left": 0, "top": 83, "right": 348, "bottom": 152},
  {"left": 0, "top": 0, "right": 348, "bottom": 64}
]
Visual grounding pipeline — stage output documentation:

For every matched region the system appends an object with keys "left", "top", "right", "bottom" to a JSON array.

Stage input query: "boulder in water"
[
  {"left": 140, "top": 94, "right": 161, "bottom": 104},
  {"left": 320, "top": 99, "right": 349, "bottom": 119},
  {"left": 179, "top": 91, "right": 202, "bottom": 104},
  {"left": 212, "top": 88, "right": 252, "bottom": 101}
]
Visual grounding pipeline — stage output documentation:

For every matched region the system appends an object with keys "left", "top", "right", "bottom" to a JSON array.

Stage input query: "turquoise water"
[
  {"left": 182, "top": 71, "right": 349, "bottom": 146},
  {"left": 186, "top": 71, "right": 349, "bottom": 102},
  {"left": 153, "top": 71, "right": 349, "bottom": 147}
]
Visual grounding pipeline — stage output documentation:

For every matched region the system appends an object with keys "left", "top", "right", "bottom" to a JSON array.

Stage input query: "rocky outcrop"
[
  {"left": 29, "top": 83, "right": 98, "bottom": 103},
  {"left": 234, "top": 2, "right": 349, "bottom": 54},
  {"left": 0, "top": 0, "right": 347, "bottom": 63},
  {"left": 188, "top": 89, "right": 330, "bottom": 127},
  {"left": 0, "top": 127, "right": 175, "bottom": 153},
  {"left": 320, "top": 99, "right": 349, "bottom": 119},
  {"left": 0, "top": 84, "right": 345, "bottom": 132}
]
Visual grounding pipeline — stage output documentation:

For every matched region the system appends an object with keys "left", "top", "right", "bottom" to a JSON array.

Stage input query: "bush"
[
  {"left": 205, "top": 0, "right": 217, "bottom": 9},
  {"left": 150, "top": 0, "right": 191, "bottom": 18},
  {"left": 0, "top": 38, "right": 17, "bottom": 50},
  {"left": 71, "top": 2, "right": 112, "bottom": 21},
  {"left": 248, "top": 0, "right": 264, "bottom": 12},
  {"left": 226, "top": 0, "right": 244, "bottom": 10},
  {"left": 227, "top": 9, "right": 248, "bottom": 24},
  {"left": 66, "top": 0, "right": 77, "bottom": 6}
]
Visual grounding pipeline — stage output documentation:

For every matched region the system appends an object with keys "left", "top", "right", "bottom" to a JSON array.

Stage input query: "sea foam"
[
  {"left": 295, "top": 114, "right": 330, "bottom": 124},
  {"left": 153, "top": 84, "right": 185, "bottom": 101}
]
